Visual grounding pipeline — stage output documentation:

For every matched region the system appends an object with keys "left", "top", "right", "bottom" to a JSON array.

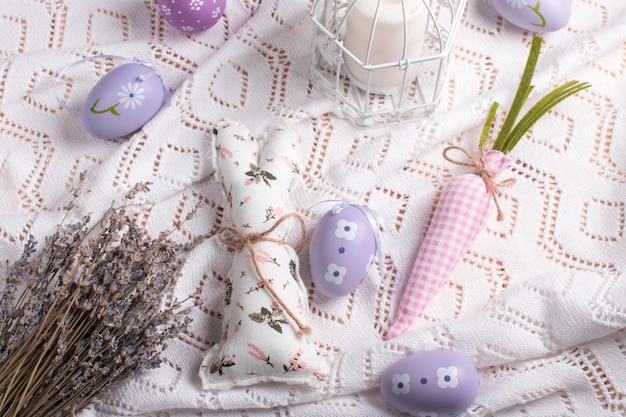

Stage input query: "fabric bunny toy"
[{"left": 200, "top": 120, "right": 327, "bottom": 389}]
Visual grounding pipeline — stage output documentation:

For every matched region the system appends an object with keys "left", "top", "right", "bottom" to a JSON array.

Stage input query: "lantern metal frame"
[{"left": 310, "top": 0, "right": 467, "bottom": 128}]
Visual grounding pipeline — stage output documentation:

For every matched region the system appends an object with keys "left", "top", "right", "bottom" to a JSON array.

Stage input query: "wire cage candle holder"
[{"left": 310, "top": 0, "right": 467, "bottom": 128}]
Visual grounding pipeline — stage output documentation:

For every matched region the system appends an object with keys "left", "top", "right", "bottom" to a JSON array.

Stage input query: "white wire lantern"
[{"left": 310, "top": 0, "right": 467, "bottom": 128}]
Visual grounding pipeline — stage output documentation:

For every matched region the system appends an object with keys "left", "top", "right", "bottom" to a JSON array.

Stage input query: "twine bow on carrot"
[
  {"left": 443, "top": 145, "right": 516, "bottom": 221},
  {"left": 217, "top": 213, "right": 311, "bottom": 335}
]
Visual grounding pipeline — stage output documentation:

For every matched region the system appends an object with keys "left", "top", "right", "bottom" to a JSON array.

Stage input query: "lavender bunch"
[{"left": 0, "top": 179, "right": 197, "bottom": 417}]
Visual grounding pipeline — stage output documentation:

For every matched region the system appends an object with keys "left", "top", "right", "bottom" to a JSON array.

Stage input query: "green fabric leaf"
[{"left": 489, "top": 36, "right": 591, "bottom": 154}]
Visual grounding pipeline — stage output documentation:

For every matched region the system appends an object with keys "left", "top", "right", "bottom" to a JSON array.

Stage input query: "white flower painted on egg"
[
  {"left": 190, "top": 0, "right": 204, "bottom": 11},
  {"left": 117, "top": 83, "right": 145, "bottom": 110},
  {"left": 324, "top": 263, "right": 346, "bottom": 285},
  {"left": 437, "top": 366, "right": 459, "bottom": 388},
  {"left": 335, "top": 219, "right": 358, "bottom": 240},
  {"left": 505, "top": 0, "right": 527, "bottom": 8},
  {"left": 391, "top": 373, "right": 411, "bottom": 395}
]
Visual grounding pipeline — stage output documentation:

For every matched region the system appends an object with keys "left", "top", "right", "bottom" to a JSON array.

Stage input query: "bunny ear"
[
  {"left": 258, "top": 121, "right": 301, "bottom": 192},
  {"left": 213, "top": 119, "right": 260, "bottom": 193}
]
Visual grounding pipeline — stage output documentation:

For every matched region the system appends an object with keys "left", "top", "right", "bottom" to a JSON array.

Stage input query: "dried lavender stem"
[{"left": 1, "top": 180, "right": 199, "bottom": 417}]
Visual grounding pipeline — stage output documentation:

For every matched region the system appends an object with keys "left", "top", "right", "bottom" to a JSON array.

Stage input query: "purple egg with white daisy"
[
  {"left": 158, "top": 0, "right": 226, "bottom": 33},
  {"left": 309, "top": 203, "right": 377, "bottom": 298},
  {"left": 381, "top": 350, "right": 479, "bottom": 416},
  {"left": 81, "top": 62, "right": 167, "bottom": 140}
]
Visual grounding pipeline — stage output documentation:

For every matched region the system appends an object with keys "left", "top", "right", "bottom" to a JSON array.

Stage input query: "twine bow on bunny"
[
  {"left": 216, "top": 213, "right": 311, "bottom": 335},
  {"left": 200, "top": 120, "right": 327, "bottom": 389}
]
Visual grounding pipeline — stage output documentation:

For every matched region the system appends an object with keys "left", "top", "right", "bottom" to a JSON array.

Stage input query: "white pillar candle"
[{"left": 343, "top": 0, "right": 428, "bottom": 93}]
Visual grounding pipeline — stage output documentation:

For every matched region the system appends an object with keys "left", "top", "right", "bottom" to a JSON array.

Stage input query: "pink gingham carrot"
[
  {"left": 386, "top": 148, "right": 511, "bottom": 339},
  {"left": 386, "top": 36, "right": 590, "bottom": 339}
]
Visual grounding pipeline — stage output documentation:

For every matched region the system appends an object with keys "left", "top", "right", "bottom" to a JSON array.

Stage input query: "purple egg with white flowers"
[
  {"left": 381, "top": 350, "right": 479, "bottom": 417},
  {"left": 81, "top": 63, "right": 167, "bottom": 140},
  {"left": 158, "top": 0, "right": 226, "bottom": 33},
  {"left": 491, "top": 0, "right": 570, "bottom": 33},
  {"left": 309, "top": 204, "right": 377, "bottom": 297}
]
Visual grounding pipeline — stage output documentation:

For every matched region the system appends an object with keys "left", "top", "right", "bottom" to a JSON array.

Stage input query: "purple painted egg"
[
  {"left": 381, "top": 350, "right": 479, "bottom": 417},
  {"left": 309, "top": 204, "right": 377, "bottom": 298},
  {"left": 158, "top": 0, "right": 226, "bottom": 33},
  {"left": 491, "top": 0, "right": 570, "bottom": 33},
  {"left": 81, "top": 63, "right": 167, "bottom": 140}
]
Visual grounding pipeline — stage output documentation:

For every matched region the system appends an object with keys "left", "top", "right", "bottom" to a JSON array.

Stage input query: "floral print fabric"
[{"left": 199, "top": 120, "right": 327, "bottom": 389}]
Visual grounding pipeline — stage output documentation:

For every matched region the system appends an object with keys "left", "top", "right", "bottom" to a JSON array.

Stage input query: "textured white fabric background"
[{"left": 1, "top": 0, "right": 626, "bottom": 416}]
